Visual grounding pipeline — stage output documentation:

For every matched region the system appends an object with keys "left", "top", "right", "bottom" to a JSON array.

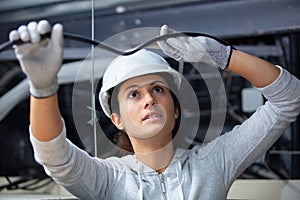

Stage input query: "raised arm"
[
  {"left": 158, "top": 25, "right": 280, "bottom": 86},
  {"left": 227, "top": 50, "right": 280, "bottom": 88},
  {"left": 9, "top": 20, "right": 63, "bottom": 141},
  {"left": 158, "top": 25, "right": 300, "bottom": 184}
]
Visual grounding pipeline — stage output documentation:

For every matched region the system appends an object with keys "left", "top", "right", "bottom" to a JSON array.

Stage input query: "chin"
[{"left": 129, "top": 125, "right": 166, "bottom": 139}]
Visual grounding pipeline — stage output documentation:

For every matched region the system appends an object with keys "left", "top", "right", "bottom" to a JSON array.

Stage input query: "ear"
[{"left": 111, "top": 113, "right": 124, "bottom": 130}]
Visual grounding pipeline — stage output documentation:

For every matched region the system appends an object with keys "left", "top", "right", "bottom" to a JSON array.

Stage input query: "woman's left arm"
[
  {"left": 158, "top": 27, "right": 300, "bottom": 185},
  {"left": 227, "top": 50, "right": 280, "bottom": 88},
  {"left": 217, "top": 49, "right": 300, "bottom": 185}
]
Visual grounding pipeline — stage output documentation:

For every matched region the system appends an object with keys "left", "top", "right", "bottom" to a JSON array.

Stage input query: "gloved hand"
[
  {"left": 158, "top": 25, "right": 233, "bottom": 70},
  {"left": 9, "top": 20, "right": 63, "bottom": 98}
]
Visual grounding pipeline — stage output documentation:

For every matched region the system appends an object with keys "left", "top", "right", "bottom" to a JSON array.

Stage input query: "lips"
[{"left": 142, "top": 110, "right": 162, "bottom": 121}]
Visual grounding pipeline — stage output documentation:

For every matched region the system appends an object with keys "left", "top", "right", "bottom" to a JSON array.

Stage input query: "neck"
[
  {"left": 130, "top": 134, "right": 174, "bottom": 173},
  {"left": 136, "top": 141, "right": 174, "bottom": 173}
]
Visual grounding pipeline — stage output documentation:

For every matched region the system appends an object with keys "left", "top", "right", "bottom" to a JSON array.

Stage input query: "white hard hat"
[{"left": 99, "top": 49, "right": 181, "bottom": 117}]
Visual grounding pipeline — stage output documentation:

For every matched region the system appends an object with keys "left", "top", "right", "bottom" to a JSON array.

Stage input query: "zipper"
[{"left": 159, "top": 173, "right": 167, "bottom": 200}]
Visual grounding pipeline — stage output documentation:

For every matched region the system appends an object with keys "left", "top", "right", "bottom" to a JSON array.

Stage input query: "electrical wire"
[
  {"left": 0, "top": 65, "right": 21, "bottom": 91},
  {"left": 0, "top": 31, "right": 233, "bottom": 56}
]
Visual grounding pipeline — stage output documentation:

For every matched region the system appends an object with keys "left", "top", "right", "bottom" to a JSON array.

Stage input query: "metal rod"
[{"left": 91, "top": 0, "right": 97, "bottom": 157}]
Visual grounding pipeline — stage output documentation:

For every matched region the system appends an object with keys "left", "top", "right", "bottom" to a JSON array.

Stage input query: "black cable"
[
  {"left": 0, "top": 176, "right": 30, "bottom": 191},
  {"left": 18, "top": 177, "right": 52, "bottom": 191},
  {"left": 0, "top": 31, "right": 233, "bottom": 56},
  {"left": 0, "top": 175, "right": 51, "bottom": 192}
]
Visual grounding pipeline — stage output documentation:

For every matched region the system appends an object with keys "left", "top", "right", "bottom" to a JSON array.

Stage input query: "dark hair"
[{"left": 107, "top": 73, "right": 181, "bottom": 153}]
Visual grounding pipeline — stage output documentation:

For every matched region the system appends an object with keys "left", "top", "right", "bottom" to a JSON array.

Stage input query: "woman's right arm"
[
  {"left": 10, "top": 21, "right": 113, "bottom": 199},
  {"left": 9, "top": 20, "right": 64, "bottom": 141}
]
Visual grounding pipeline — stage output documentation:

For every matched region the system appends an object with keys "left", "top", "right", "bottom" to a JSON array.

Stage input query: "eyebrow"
[{"left": 123, "top": 81, "right": 167, "bottom": 93}]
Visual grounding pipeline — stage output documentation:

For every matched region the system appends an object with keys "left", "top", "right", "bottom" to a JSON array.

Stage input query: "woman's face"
[{"left": 111, "top": 74, "right": 179, "bottom": 139}]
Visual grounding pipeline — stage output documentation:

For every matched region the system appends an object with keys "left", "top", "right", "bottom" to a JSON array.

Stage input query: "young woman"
[{"left": 9, "top": 20, "right": 300, "bottom": 199}]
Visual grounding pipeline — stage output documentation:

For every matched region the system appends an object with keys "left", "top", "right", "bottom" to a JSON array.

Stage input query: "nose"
[{"left": 143, "top": 92, "right": 156, "bottom": 109}]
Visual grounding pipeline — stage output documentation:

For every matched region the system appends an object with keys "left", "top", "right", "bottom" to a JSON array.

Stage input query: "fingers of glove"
[
  {"left": 50, "top": 23, "right": 63, "bottom": 50},
  {"left": 11, "top": 25, "right": 36, "bottom": 57},
  {"left": 158, "top": 39, "right": 182, "bottom": 60},
  {"left": 18, "top": 25, "right": 30, "bottom": 42},
  {"left": 159, "top": 25, "right": 191, "bottom": 52},
  {"left": 158, "top": 25, "right": 169, "bottom": 46},
  {"left": 9, "top": 21, "right": 48, "bottom": 45},
  {"left": 158, "top": 25, "right": 177, "bottom": 52},
  {"left": 158, "top": 25, "right": 184, "bottom": 61},
  {"left": 160, "top": 24, "right": 172, "bottom": 36},
  {"left": 37, "top": 20, "right": 51, "bottom": 35},
  {"left": 14, "top": 20, "right": 54, "bottom": 58},
  {"left": 158, "top": 40, "right": 184, "bottom": 61},
  {"left": 9, "top": 30, "right": 20, "bottom": 42},
  {"left": 13, "top": 23, "right": 45, "bottom": 56},
  {"left": 28, "top": 21, "right": 41, "bottom": 44},
  {"left": 168, "top": 34, "right": 198, "bottom": 49},
  {"left": 193, "top": 36, "right": 220, "bottom": 53}
]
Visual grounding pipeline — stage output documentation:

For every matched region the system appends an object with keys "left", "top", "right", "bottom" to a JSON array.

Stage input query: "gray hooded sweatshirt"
[{"left": 30, "top": 66, "right": 300, "bottom": 200}]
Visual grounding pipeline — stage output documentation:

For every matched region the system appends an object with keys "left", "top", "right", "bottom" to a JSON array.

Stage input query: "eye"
[
  {"left": 153, "top": 86, "right": 164, "bottom": 93},
  {"left": 128, "top": 90, "right": 139, "bottom": 99}
]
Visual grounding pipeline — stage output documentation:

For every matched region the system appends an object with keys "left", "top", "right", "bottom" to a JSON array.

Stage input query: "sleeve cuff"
[
  {"left": 29, "top": 118, "right": 66, "bottom": 148},
  {"left": 29, "top": 118, "right": 71, "bottom": 165},
  {"left": 256, "top": 65, "right": 295, "bottom": 101}
]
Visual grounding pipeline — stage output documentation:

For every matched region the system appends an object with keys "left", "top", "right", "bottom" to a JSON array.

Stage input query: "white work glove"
[
  {"left": 158, "top": 25, "right": 233, "bottom": 70},
  {"left": 9, "top": 20, "right": 63, "bottom": 98}
]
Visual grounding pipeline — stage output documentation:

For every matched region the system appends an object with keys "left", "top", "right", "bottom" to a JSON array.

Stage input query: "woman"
[{"left": 9, "top": 20, "right": 300, "bottom": 199}]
